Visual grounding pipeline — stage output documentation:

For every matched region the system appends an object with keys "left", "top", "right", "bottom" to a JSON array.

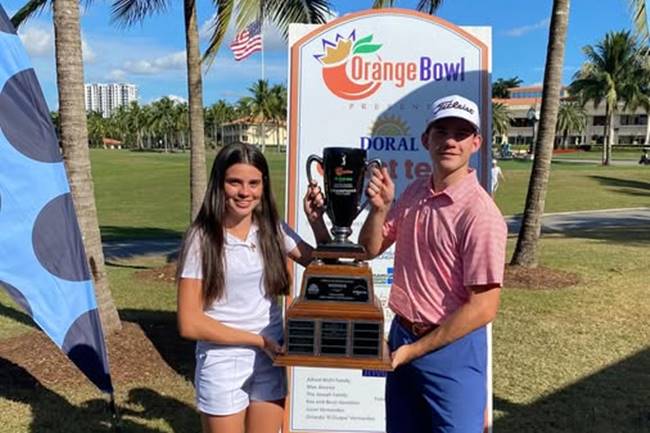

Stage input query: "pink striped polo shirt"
[{"left": 383, "top": 170, "right": 507, "bottom": 325}]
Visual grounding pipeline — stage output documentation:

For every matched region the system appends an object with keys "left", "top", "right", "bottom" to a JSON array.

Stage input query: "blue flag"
[{"left": 0, "top": 6, "right": 113, "bottom": 393}]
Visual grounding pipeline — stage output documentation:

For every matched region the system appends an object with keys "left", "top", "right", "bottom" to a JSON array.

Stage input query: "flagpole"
[
  {"left": 260, "top": 0, "right": 265, "bottom": 81},
  {"left": 109, "top": 393, "right": 123, "bottom": 432},
  {"left": 260, "top": 1, "right": 266, "bottom": 152}
]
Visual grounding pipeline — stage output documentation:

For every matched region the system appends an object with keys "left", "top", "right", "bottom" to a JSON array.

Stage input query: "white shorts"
[{"left": 195, "top": 347, "right": 287, "bottom": 416}]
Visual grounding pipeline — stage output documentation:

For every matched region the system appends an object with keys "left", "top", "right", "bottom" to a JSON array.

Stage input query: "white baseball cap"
[{"left": 426, "top": 94, "right": 480, "bottom": 132}]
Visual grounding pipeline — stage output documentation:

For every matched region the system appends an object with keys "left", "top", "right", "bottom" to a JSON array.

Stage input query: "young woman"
[{"left": 176, "top": 143, "right": 327, "bottom": 433}]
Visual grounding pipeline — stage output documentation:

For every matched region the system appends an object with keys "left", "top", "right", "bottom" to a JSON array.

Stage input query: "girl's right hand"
[
  {"left": 260, "top": 335, "right": 285, "bottom": 359},
  {"left": 303, "top": 180, "right": 325, "bottom": 223}
]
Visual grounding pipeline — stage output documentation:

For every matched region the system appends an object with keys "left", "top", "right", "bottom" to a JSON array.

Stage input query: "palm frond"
[
  {"left": 202, "top": 0, "right": 235, "bottom": 68},
  {"left": 10, "top": 0, "right": 48, "bottom": 28},
  {"left": 627, "top": 0, "right": 649, "bottom": 46},
  {"left": 416, "top": 0, "right": 444, "bottom": 15},
  {"left": 265, "top": 0, "right": 332, "bottom": 39},
  {"left": 235, "top": 0, "right": 259, "bottom": 31},
  {"left": 111, "top": 0, "right": 170, "bottom": 27},
  {"left": 372, "top": 0, "right": 396, "bottom": 8}
]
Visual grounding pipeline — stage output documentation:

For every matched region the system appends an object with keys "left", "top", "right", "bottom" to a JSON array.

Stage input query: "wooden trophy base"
[{"left": 274, "top": 260, "right": 393, "bottom": 371}]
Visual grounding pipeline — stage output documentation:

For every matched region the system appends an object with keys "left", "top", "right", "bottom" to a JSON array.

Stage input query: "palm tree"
[
  {"left": 493, "top": 76, "right": 523, "bottom": 98},
  {"left": 114, "top": 0, "right": 334, "bottom": 218},
  {"left": 243, "top": 79, "right": 275, "bottom": 152},
  {"left": 511, "top": 0, "right": 648, "bottom": 268},
  {"left": 492, "top": 102, "right": 512, "bottom": 145},
  {"left": 86, "top": 111, "right": 106, "bottom": 148},
  {"left": 269, "top": 83, "right": 287, "bottom": 151},
  {"left": 510, "top": 0, "right": 570, "bottom": 268},
  {"left": 113, "top": 0, "right": 207, "bottom": 220},
  {"left": 570, "top": 31, "right": 648, "bottom": 164},
  {"left": 555, "top": 101, "right": 587, "bottom": 149},
  {"left": 52, "top": 0, "right": 121, "bottom": 333},
  {"left": 206, "top": 100, "right": 236, "bottom": 147}
]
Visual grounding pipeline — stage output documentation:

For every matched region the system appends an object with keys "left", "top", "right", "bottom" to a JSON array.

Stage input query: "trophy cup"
[{"left": 275, "top": 147, "right": 392, "bottom": 370}]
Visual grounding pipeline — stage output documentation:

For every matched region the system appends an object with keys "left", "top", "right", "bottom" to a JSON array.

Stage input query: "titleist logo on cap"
[{"left": 433, "top": 100, "right": 475, "bottom": 115}]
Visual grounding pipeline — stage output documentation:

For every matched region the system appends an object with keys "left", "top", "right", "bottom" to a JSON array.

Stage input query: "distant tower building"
[{"left": 84, "top": 83, "right": 138, "bottom": 118}]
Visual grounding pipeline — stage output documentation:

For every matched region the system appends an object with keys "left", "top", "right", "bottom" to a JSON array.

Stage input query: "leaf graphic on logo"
[
  {"left": 353, "top": 43, "right": 382, "bottom": 54},
  {"left": 353, "top": 34, "right": 373, "bottom": 50}
]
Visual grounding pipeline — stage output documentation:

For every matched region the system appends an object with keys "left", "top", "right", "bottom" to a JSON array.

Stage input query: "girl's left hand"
[
  {"left": 261, "top": 336, "right": 285, "bottom": 359},
  {"left": 303, "top": 181, "right": 325, "bottom": 223}
]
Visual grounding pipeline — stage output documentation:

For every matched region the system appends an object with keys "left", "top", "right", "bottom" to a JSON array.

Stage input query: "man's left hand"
[{"left": 390, "top": 344, "right": 416, "bottom": 369}]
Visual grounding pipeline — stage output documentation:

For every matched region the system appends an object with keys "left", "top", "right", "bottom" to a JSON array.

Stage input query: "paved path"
[
  {"left": 506, "top": 207, "right": 650, "bottom": 234},
  {"left": 102, "top": 207, "right": 650, "bottom": 259}
]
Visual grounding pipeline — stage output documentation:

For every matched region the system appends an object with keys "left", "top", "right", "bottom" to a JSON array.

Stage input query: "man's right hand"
[{"left": 366, "top": 167, "right": 395, "bottom": 212}]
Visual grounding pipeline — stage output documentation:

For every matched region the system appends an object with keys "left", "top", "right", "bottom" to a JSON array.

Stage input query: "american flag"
[{"left": 230, "top": 20, "right": 263, "bottom": 61}]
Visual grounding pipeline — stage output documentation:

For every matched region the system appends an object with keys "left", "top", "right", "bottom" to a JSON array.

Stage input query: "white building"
[
  {"left": 495, "top": 85, "right": 649, "bottom": 147},
  {"left": 84, "top": 83, "right": 138, "bottom": 118},
  {"left": 221, "top": 116, "right": 287, "bottom": 150}
]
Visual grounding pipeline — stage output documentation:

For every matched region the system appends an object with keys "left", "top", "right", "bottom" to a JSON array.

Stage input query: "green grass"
[
  {"left": 1, "top": 149, "right": 649, "bottom": 432},
  {"left": 91, "top": 149, "right": 650, "bottom": 241},
  {"left": 493, "top": 159, "right": 650, "bottom": 216},
  {"left": 1, "top": 226, "right": 648, "bottom": 432},
  {"left": 91, "top": 149, "right": 287, "bottom": 240},
  {"left": 493, "top": 228, "right": 650, "bottom": 432}
]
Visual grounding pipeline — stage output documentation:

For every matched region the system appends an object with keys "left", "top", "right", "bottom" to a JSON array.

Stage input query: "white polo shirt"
[{"left": 181, "top": 221, "right": 301, "bottom": 352}]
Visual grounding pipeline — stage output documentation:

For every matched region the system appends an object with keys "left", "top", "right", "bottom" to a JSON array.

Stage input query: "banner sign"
[
  {"left": 286, "top": 9, "right": 491, "bottom": 432},
  {"left": 0, "top": 5, "right": 113, "bottom": 393}
]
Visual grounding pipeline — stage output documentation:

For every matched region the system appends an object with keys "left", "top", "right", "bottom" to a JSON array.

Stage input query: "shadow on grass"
[
  {"left": 507, "top": 215, "right": 650, "bottom": 245},
  {"left": 555, "top": 225, "right": 650, "bottom": 246},
  {"left": 590, "top": 175, "right": 650, "bottom": 197},
  {"left": 0, "top": 302, "right": 36, "bottom": 329},
  {"left": 100, "top": 226, "right": 184, "bottom": 242},
  {"left": 0, "top": 357, "right": 199, "bottom": 433},
  {"left": 102, "top": 236, "right": 182, "bottom": 261},
  {"left": 120, "top": 309, "right": 195, "bottom": 381},
  {"left": 494, "top": 347, "right": 650, "bottom": 433}
]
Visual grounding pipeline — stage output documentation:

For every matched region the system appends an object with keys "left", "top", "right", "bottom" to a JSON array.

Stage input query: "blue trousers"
[{"left": 386, "top": 318, "right": 487, "bottom": 433}]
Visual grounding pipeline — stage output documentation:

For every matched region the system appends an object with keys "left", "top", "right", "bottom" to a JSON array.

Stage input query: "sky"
[{"left": 0, "top": 0, "right": 642, "bottom": 109}]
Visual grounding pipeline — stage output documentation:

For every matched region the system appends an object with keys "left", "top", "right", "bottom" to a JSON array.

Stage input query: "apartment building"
[{"left": 84, "top": 83, "right": 138, "bottom": 118}]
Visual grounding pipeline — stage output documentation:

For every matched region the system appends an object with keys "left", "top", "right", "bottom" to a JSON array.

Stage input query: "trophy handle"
[
  {"left": 356, "top": 158, "right": 383, "bottom": 218},
  {"left": 306, "top": 154, "right": 325, "bottom": 202}
]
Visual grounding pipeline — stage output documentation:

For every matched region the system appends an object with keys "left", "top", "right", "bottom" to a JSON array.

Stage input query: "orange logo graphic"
[{"left": 314, "top": 31, "right": 382, "bottom": 100}]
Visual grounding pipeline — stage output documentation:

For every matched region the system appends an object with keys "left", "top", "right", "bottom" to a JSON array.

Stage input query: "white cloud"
[
  {"left": 19, "top": 25, "right": 53, "bottom": 57},
  {"left": 121, "top": 51, "right": 186, "bottom": 75},
  {"left": 19, "top": 22, "right": 96, "bottom": 64},
  {"left": 504, "top": 18, "right": 550, "bottom": 37},
  {"left": 199, "top": 13, "right": 216, "bottom": 40},
  {"left": 82, "top": 39, "right": 96, "bottom": 63},
  {"left": 107, "top": 69, "right": 127, "bottom": 81}
]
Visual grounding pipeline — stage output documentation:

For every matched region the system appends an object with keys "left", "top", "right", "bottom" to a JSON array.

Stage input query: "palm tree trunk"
[
  {"left": 602, "top": 103, "right": 610, "bottom": 164},
  {"left": 606, "top": 107, "right": 615, "bottom": 164},
  {"left": 184, "top": 0, "right": 207, "bottom": 220},
  {"left": 511, "top": 0, "right": 570, "bottom": 267},
  {"left": 53, "top": 0, "right": 121, "bottom": 333}
]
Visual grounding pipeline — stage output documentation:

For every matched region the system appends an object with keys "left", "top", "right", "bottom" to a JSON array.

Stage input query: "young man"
[
  {"left": 491, "top": 158, "right": 505, "bottom": 193},
  {"left": 359, "top": 94, "right": 508, "bottom": 433}
]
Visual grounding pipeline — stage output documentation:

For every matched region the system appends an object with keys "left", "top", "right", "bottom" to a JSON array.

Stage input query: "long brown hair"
[{"left": 177, "top": 143, "right": 290, "bottom": 306}]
